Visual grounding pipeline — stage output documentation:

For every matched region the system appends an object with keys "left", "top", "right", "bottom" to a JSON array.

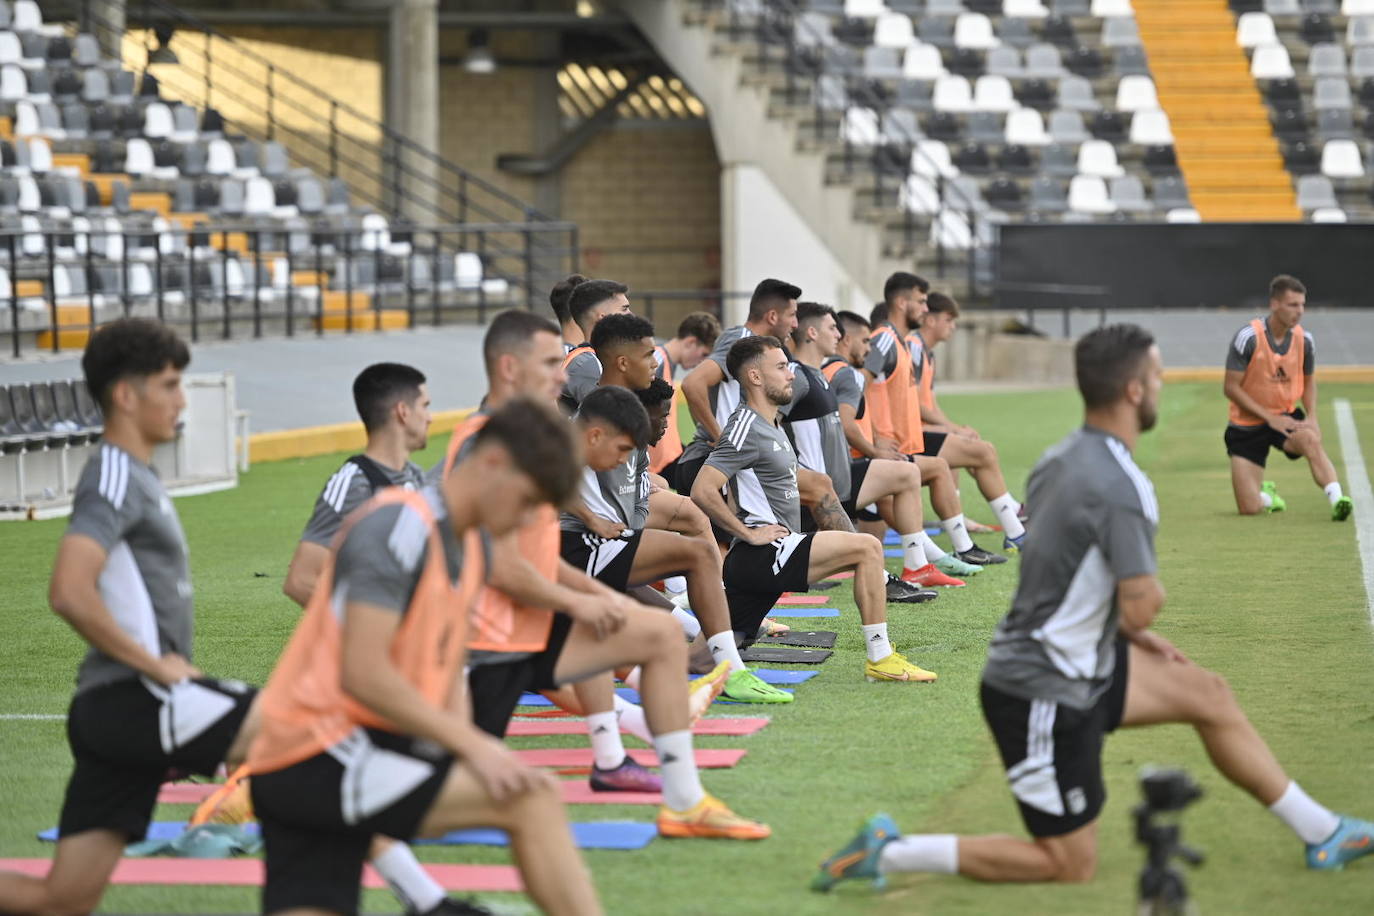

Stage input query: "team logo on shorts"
[{"left": 1066, "top": 787, "right": 1087, "bottom": 815}]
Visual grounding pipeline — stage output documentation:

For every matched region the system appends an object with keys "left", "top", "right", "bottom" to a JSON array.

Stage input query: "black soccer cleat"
[
  {"left": 956, "top": 546, "right": 1007, "bottom": 566},
  {"left": 410, "top": 898, "right": 495, "bottom": 916},
  {"left": 884, "top": 575, "right": 939, "bottom": 603}
]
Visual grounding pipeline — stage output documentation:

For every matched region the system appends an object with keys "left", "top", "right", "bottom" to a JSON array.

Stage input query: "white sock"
[
  {"left": 1325, "top": 482, "right": 1344, "bottom": 506},
  {"left": 942, "top": 514, "right": 975, "bottom": 553},
  {"left": 920, "top": 531, "right": 946, "bottom": 563},
  {"left": 900, "top": 532, "right": 924, "bottom": 570},
  {"left": 1259, "top": 490, "right": 1273, "bottom": 508},
  {"left": 623, "top": 667, "right": 642, "bottom": 690},
  {"left": 1269, "top": 781, "right": 1341, "bottom": 845},
  {"left": 373, "top": 841, "right": 445, "bottom": 913},
  {"left": 707, "top": 631, "right": 747, "bottom": 673},
  {"left": 664, "top": 575, "right": 688, "bottom": 595},
  {"left": 613, "top": 694, "right": 654, "bottom": 744},
  {"left": 671, "top": 606, "right": 702, "bottom": 640},
  {"left": 989, "top": 493, "right": 1026, "bottom": 539},
  {"left": 862, "top": 622, "right": 893, "bottom": 662},
  {"left": 878, "top": 834, "right": 959, "bottom": 875},
  {"left": 587, "top": 711, "right": 627, "bottom": 770},
  {"left": 653, "top": 729, "right": 705, "bottom": 811}
]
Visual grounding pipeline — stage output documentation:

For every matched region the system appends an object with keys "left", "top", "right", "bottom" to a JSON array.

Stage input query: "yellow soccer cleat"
[
  {"left": 657, "top": 793, "right": 771, "bottom": 840},
  {"left": 865, "top": 651, "right": 938, "bottom": 683},
  {"left": 688, "top": 661, "right": 731, "bottom": 725}
]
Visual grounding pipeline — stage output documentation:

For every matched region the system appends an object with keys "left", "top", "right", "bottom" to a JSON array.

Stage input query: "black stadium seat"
[
  {"left": 1283, "top": 141, "right": 1320, "bottom": 175},
  {"left": 1300, "top": 14, "right": 1335, "bottom": 46},
  {"left": 997, "top": 143, "right": 1036, "bottom": 174},
  {"left": 953, "top": 141, "right": 991, "bottom": 174},
  {"left": 73, "top": 380, "right": 103, "bottom": 430},
  {"left": 985, "top": 176, "right": 1024, "bottom": 210},
  {"left": 1088, "top": 110, "right": 1127, "bottom": 142},
  {"left": 1142, "top": 144, "right": 1178, "bottom": 174},
  {"left": 1041, "top": 15, "right": 1077, "bottom": 47},
  {"left": 948, "top": 48, "right": 985, "bottom": 78},
  {"left": 1015, "top": 78, "right": 1055, "bottom": 111},
  {"left": 1065, "top": 46, "right": 1103, "bottom": 78}
]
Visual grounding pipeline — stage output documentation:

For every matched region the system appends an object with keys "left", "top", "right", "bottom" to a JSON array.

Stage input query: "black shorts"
[
  {"left": 722, "top": 532, "right": 816, "bottom": 641},
  {"left": 561, "top": 529, "right": 644, "bottom": 592},
  {"left": 467, "top": 612, "right": 574, "bottom": 738},
  {"left": 842, "top": 458, "right": 873, "bottom": 517},
  {"left": 1224, "top": 408, "right": 1305, "bottom": 468},
  {"left": 252, "top": 727, "right": 453, "bottom": 915},
  {"left": 917, "top": 432, "right": 948, "bottom": 456},
  {"left": 981, "top": 640, "right": 1129, "bottom": 838},
  {"left": 59, "top": 676, "right": 257, "bottom": 840},
  {"left": 658, "top": 456, "right": 681, "bottom": 492}
]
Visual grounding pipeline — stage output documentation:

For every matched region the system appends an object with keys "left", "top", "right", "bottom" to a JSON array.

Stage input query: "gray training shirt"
[
  {"left": 784, "top": 360, "right": 851, "bottom": 501},
  {"left": 300, "top": 458, "right": 426, "bottom": 546},
  {"left": 560, "top": 348, "right": 602, "bottom": 412},
  {"left": 66, "top": 443, "right": 195, "bottom": 694},
  {"left": 983, "top": 426, "right": 1159, "bottom": 710},
  {"left": 332, "top": 485, "right": 486, "bottom": 616},
  {"left": 561, "top": 446, "right": 651, "bottom": 533},
  {"left": 704, "top": 404, "right": 803, "bottom": 533},
  {"left": 822, "top": 355, "right": 866, "bottom": 415},
  {"left": 680, "top": 325, "right": 753, "bottom": 463}
]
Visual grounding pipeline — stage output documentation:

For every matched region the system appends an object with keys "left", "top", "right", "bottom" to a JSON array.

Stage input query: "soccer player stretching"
[
  {"left": 1223, "top": 274, "right": 1352, "bottom": 520},
  {"left": 815, "top": 324, "right": 1374, "bottom": 890}
]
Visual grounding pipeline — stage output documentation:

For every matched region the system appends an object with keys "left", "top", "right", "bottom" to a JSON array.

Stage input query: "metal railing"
[
  {"left": 59, "top": 0, "right": 551, "bottom": 228},
  {"left": 633, "top": 288, "right": 752, "bottom": 322},
  {"left": 713, "top": 0, "right": 994, "bottom": 294},
  {"left": 0, "top": 220, "right": 579, "bottom": 358}
]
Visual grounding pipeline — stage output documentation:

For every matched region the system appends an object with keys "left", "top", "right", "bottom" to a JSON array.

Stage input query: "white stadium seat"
[
  {"left": 903, "top": 44, "right": 946, "bottom": 79},
  {"left": 1320, "top": 139, "right": 1365, "bottom": 177},
  {"left": 1077, "top": 139, "right": 1124, "bottom": 177},
  {"left": 1310, "top": 207, "right": 1348, "bottom": 222},
  {"left": 1068, "top": 174, "right": 1116, "bottom": 213},
  {"left": 1115, "top": 75, "right": 1158, "bottom": 112},
  {"left": 1250, "top": 44, "right": 1294, "bottom": 79},
  {"left": 972, "top": 75, "right": 1017, "bottom": 111},
  {"left": 1236, "top": 12, "right": 1278, "bottom": 48},
  {"left": 873, "top": 11, "right": 916, "bottom": 48},
  {"left": 1129, "top": 109, "right": 1174, "bottom": 144},
  {"left": 1166, "top": 207, "right": 1201, "bottom": 223},
  {"left": 933, "top": 74, "right": 974, "bottom": 112},
  {"left": 1004, "top": 107, "right": 1050, "bottom": 145},
  {"left": 954, "top": 13, "right": 1000, "bottom": 50}
]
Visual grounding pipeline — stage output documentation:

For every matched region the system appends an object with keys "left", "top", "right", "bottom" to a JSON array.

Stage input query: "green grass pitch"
[{"left": 1, "top": 381, "right": 1372, "bottom": 915}]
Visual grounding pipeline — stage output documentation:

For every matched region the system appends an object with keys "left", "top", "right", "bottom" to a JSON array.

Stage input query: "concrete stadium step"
[{"left": 1135, "top": 0, "right": 1298, "bottom": 221}]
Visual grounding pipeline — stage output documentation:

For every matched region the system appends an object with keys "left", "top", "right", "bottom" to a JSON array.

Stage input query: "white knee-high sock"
[
  {"left": 706, "top": 630, "right": 746, "bottom": 673},
  {"left": 941, "top": 514, "right": 975, "bottom": 553},
  {"left": 989, "top": 493, "right": 1026, "bottom": 539},
  {"left": 373, "top": 842, "right": 445, "bottom": 912},
  {"left": 900, "top": 532, "right": 925, "bottom": 569},
  {"left": 862, "top": 622, "right": 893, "bottom": 662},
  {"left": 613, "top": 694, "right": 653, "bottom": 744},
  {"left": 878, "top": 835, "right": 959, "bottom": 875},
  {"left": 1269, "top": 781, "right": 1341, "bottom": 845},
  {"left": 653, "top": 729, "right": 705, "bottom": 811},
  {"left": 920, "top": 532, "right": 947, "bottom": 563},
  {"left": 587, "top": 711, "right": 627, "bottom": 770}
]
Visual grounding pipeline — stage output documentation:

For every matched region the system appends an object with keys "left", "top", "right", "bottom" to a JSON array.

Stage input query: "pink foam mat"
[
  {"left": 507, "top": 717, "right": 768, "bottom": 737},
  {"left": 0, "top": 859, "right": 522, "bottom": 892},
  {"left": 775, "top": 594, "right": 828, "bottom": 604},
  {"left": 516, "top": 748, "right": 745, "bottom": 768}
]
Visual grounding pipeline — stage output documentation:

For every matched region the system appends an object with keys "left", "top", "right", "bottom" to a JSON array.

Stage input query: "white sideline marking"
[
  {"left": 1333, "top": 398, "right": 1374, "bottom": 627},
  {"left": 0, "top": 714, "right": 65, "bottom": 721}
]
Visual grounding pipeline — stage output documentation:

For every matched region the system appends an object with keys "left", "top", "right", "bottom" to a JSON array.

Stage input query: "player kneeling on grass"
[
  {"left": 248, "top": 399, "right": 603, "bottom": 916},
  {"left": 814, "top": 324, "right": 1374, "bottom": 893},
  {"left": 690, "top": 335, "right": 938, "bottom": 684},
  {"left": 0, "top": 319, "right": 262, "bottom": 916}
]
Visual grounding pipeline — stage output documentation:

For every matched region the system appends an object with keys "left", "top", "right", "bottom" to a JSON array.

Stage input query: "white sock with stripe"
[
  {"left": 878, "top": 835, "right": 958, "bottom": 874},
  {"left": 862, "top": 622, "right": 893, "bottom": 662},
  {"left": 989, "top": 493, "right": 1026, "bottom": 539},
  {"left": 941, "top": 514, "right": 975, "bottom": 553},
  {"left": 706, "top": 631, "right": 747, "bottom": 673},
  {"left": 587, "top": 711, "right": 627, "bottom": 770},
  {"left": 920, "top": 532, "right": 947, "bottom": 563},
  {"left": 900, "top": 532, "right": 925, "bottom": 570},
  {"left": 653, "top": 729, "right": 705, "bottom": 811},
  {"left": 672, "top": 606, "right": 702, "bottom": 640},
  {"left": 373, "top": 841, "right": 445, "bottom": 913}
]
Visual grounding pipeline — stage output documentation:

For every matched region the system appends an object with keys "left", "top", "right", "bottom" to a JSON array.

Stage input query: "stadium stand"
[
  {"left": 0, "top": 0, "right": 573, "bottom": 356},
  {"left": 1238, "top": 1, "right": 1374, "bottom": 219},
  {"left": 712, "top": 0, "right": 1195, "bottom": 291}
]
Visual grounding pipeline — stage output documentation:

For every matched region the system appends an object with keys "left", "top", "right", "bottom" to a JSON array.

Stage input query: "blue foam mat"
[
  {"left": 616, "top": 686, "right": 793, "bottom": 705},
  {"left": 41, "top": 821, "right": 657, "bottom": 851},
  {"left": 767, "top": 607, "right": 840, "bottom": 618},
  {"left": 884, "top": 548, "right": 904, "bottom": 558}
]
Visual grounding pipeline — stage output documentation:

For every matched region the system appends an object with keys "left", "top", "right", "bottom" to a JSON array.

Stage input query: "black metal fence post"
[
  {"left": 7, "top": 233, "right": 17, "bottom": 358},
  {"left": 45, "top": 233, "right": 57, "bottom": 353},
  {"left": 188, "top": 238, "right": 199, "bottom": 342},
  {"left": 251, "top": 229, "right": 262, "bottom": 338}
]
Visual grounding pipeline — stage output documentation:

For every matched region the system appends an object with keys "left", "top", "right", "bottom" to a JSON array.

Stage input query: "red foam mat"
[
  {"left": 159, "top": 783, "right": 218, "bottom": 804},
  {"left": 775, "top": 594, "right": 828, "bottom": 604},
  {"left": 507, "top": 717, "right": 768, "bottom": 737},
  {"left": 560, "top": 780, "right": 660, "bottom": 805},
  {"left": 516, "top": 748, "right": 745, "bottom": 768},
  {"left": 0, "top": 859, "right": 522, "bottom": 892}
]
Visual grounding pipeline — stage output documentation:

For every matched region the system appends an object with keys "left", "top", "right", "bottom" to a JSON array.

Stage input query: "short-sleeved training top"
[
  {"left": 300, "top": 458, "right": 426, "bottom": 546},
  {"left": 983, "top": 426, "right": 1159, "bottom": 710},
  {"left": 680, "top": 325, "right": 753, "bottom": 463},
  {"left": 704, "top": 404, "right": 802, "bottom": 533},
  {"left": 784, "top": 360, "right": 851, "bottom": 500},
  {"left": 560, "top": 347, "right": 602, "bottom": 413},
  {"left": 561, "top": 446, "right": 651, "bottom": 533},
  {"left": 66, "top": 443, "right": 194, "bottom": 694},
  {"left": 1225, "top": 319, "right": 1314, "bottom": 377}
]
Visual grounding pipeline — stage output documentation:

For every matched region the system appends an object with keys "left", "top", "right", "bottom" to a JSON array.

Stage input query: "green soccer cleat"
[
  {"left": 721, "top": 668, "right": 794, "bottom": 704},
  {"left": 812, "top": 813, "right": 900, "bottom": 892},
  {"left": 1307, "top": 816, "right": 1374, "bottom": 870},
  {"left": 935, "top": 553, "right": 983, "bottom": 577},
  {"left": 1261, "top": 480, "right": 1286, "bottom": 513},
  {"left": 1332, "top": 495, "right": 1353, "bottom": 522}
]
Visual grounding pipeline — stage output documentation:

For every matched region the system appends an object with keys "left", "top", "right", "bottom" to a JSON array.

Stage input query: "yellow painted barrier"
[{"left": 248, "top": 408, "right": 474, "bottom": 464}]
